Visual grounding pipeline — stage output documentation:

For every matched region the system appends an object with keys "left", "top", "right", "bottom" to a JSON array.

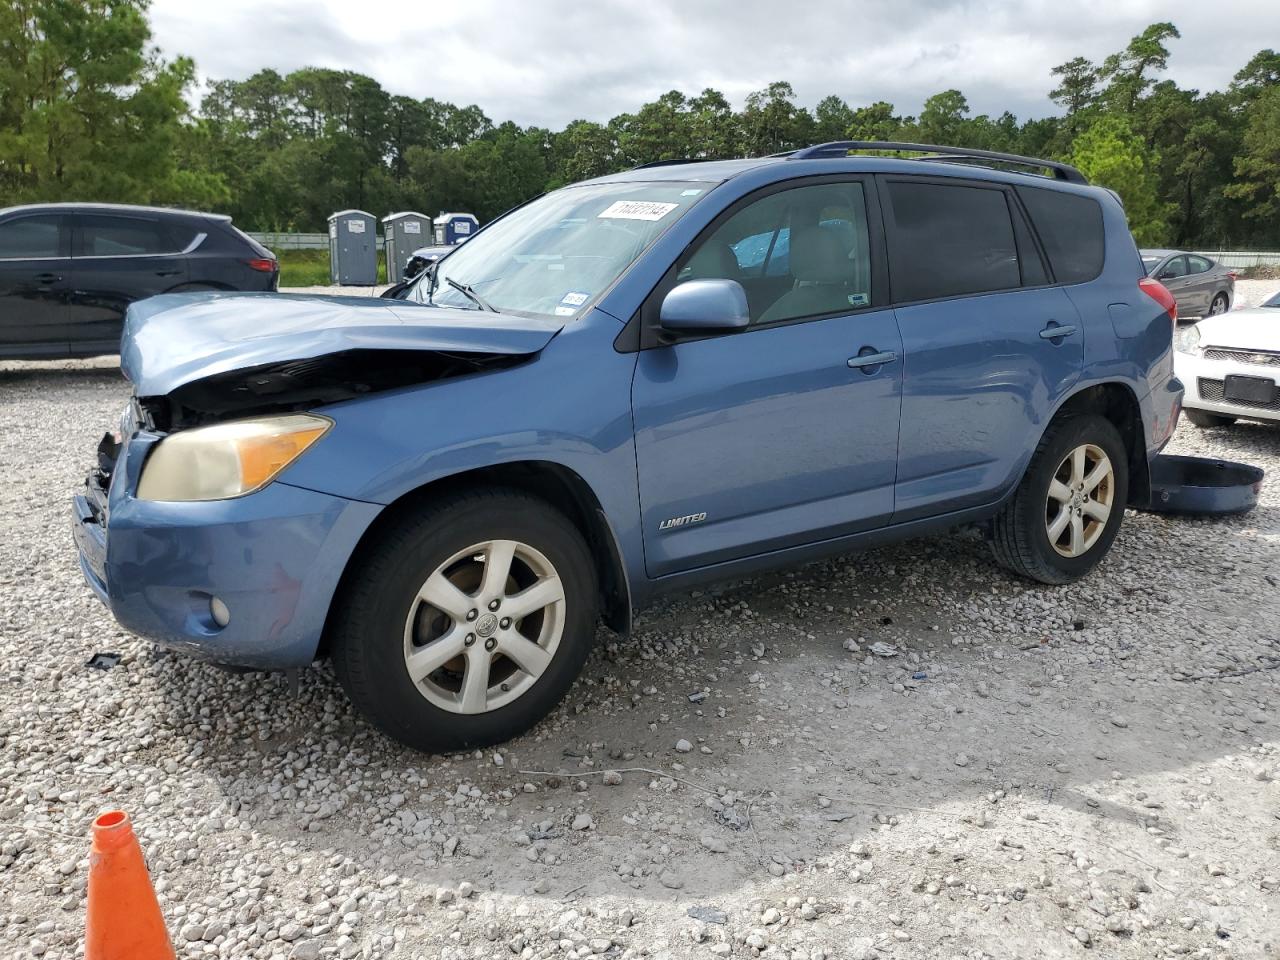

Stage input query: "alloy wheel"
[
  {"left": 1045, "top": 443, "right": 1115, "bottom": 558},
  {"left": 1209, "top": 295, "right": 1227, "bottom": 316},
  {"left": 402, "top": 539, "right": 565, "bottom": 714}
]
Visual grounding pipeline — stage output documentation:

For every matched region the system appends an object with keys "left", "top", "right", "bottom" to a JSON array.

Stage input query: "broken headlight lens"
[{"left": 136, "top": 414, "right": 331, "bottom": 502}]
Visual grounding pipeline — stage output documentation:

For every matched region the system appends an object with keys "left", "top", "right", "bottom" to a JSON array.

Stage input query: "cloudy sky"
[{"left": 149, "top": 0, "right": 1277, "bottom": 128}]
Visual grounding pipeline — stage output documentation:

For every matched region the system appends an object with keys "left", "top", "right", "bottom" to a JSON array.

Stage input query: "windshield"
[
  {"left": 1264, "top": 291, "right": 1280, "bottom": 308},
  {"left": 405, "top": 181, "right": 707, "bottom": 318}
]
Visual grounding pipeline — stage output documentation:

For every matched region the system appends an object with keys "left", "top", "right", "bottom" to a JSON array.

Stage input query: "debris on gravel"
[{"left": 1, "top": 353, "right": 1277, "bottom": 959}]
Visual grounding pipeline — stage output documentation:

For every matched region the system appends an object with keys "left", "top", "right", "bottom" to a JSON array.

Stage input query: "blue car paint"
[
  {"left": 122, "top": 292, "right": 563, "bottom": 396},
  {"left": 74, "top": 154, "right": 1182, "bottom": 669}
]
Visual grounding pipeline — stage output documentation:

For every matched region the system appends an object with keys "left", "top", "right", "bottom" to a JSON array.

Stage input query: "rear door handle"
[
  {"left": 34, "top": 272, "right": 62, "bottom": 284},
  {"left": 155, "top": 269, "right": 183, "bottom": 277},
  {"left": 847, "top": 350, "right": 898, "bottom": 370},
  {"left": 1039, "top": 323, "right": 1077, "bottom": 341}
]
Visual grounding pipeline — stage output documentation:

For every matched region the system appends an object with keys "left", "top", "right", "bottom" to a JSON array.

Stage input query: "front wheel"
[
  {"left": 1207, "top": 293, "right": 1229, "bottom": 316},
  {"left": 990, "top": 414, "right": 1129, "bottom": 585},
  {"left": 331, "top": 490, "right": 599, "bottom": 753}
]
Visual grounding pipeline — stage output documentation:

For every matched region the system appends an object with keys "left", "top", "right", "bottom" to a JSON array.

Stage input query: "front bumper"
[
  {"left": 72, "top": 431, "right": 381, "bottom": 668},
  {"left": 1175, "top": 350, "right": 1280, "bottom": 423}
]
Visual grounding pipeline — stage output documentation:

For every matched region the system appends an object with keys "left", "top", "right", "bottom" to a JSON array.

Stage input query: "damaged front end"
[{"left": 119, "top": 292, "right": 564, "bottom": 430}]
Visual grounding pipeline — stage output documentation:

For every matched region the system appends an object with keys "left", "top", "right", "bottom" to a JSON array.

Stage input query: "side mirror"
[
  {"left": 1157, "top": 270, "right": 1175, "bottom": 281},
  {"left": 659, "top": 279, "right": 750, "bottom": 333}
]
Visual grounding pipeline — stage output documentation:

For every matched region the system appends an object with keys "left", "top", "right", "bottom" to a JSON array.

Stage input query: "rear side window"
[
  {"left": 77, "top": 215, "right": 175, "bottom": 256},
  {"left": 0, "top": 216, "right": 64, "bottom": 258},
  {"left": 885, "top": 181, "right": 1020, "bottom": 302},
  {"left": 1187, "top": 255, "right": 1212, "bottom": 275},
  {"left": 1016, "top": 186, "right": 1104, "bottom": 284}
]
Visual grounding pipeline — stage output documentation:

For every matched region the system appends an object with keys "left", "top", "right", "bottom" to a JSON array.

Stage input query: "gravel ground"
[{"left": 2, "top": 288, "right": 1278, "bottom": 960}]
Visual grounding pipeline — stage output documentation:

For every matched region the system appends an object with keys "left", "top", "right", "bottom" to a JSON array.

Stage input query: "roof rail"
[
  {"left": 630, "top": 157, "right": 711, "bottom": 170},
  {"left": 785, "top": 141, "right": 1088, "bottom": 184}
]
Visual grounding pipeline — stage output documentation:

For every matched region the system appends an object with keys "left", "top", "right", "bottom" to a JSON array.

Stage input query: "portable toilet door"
[
  {"left": 381, "top": 212, "right": 430, "bottom": 284},
  {"left": 433, "top": 212, "right": 479, "bottom": 246},
  {"left": 327, "top": 209, "right": 378, "bottom": 285}
]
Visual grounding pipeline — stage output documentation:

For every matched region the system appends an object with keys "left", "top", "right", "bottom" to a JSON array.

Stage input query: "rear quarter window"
[{"left": 1016, "top": 186, "right": 1104, "bottom": 284}]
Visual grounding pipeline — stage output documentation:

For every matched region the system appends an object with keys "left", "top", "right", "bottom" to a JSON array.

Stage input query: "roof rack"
[
  {"left": 785, "top": 141, "right": 1088, "bottom": 184},
  {"left": 630, "top": 157, "right": 713, "bottom": 170}
]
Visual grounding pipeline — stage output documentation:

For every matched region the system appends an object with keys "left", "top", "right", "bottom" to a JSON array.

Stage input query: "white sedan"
[{"left": 1175, "top": 290, "right": 1280, "bottom": 427}]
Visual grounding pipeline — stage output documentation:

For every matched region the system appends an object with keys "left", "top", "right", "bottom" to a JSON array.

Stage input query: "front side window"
[
  {"left": 678, "top": 181, "right": 872, "bottom": 325},
  {"left": 0, "top": 215, "right": 63, "bottom": 258},
  {"left": 887, "top": 181, "right": 1021, "bottom": 302},
  {"left": 419, "top": 182, "right": 705, "bottom": 319},
  {"left": 77, "top": 215, "right": 175, "bottom": 256},
  {"left": 1161, "top": 256, "right": 1189, "bottom": 279}
]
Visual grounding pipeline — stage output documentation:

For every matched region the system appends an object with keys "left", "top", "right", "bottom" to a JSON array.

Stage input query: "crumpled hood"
[{"left": 121, "top": 292, "right": 563, "bottom": 396}]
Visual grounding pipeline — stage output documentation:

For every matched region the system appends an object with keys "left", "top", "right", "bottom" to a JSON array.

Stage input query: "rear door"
[
  {"left": 1155, "top": 255, "right": 1192, "bottom": 317},
  {"left": 882, "top": 176, "right": 1084, "bottom": 522},
  {"left": 1183, "top": 255, "right": 1215, "bottom": 315},
  {"left": 0, "top": 213, "right": 74, "bottom": 355},
  {"left": 67, "top": 213, "right": 188, "bottom": 351}
]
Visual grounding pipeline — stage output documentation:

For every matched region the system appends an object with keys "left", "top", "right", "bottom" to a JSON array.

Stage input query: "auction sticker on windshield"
[{"left": 598, "top": 200, "right": 679, "bottom": 221}]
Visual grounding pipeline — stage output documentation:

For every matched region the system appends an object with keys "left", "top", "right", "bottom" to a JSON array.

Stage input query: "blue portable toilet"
[{"left": 433, "top": 212, "right": 480, "bottom": 246}]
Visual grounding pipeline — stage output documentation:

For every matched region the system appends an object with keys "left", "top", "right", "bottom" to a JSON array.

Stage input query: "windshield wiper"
[{"left": 444, "top": 276, "right": 498, "bottom": 313}]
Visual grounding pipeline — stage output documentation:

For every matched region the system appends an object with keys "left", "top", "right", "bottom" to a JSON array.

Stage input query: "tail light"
[
  {"left": 1226, "top": 270, "right": 1240, "bottom": 282},
  {"left": 246, "top": 257, "right": 278, "bottom": 273},
  {"left": 1139, "top": 277, "right": 1177, "bottom": 328}
]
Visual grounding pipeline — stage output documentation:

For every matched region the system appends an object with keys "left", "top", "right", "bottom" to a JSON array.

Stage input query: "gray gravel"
[{"left": 1, "top": 331, "right": 1278, "bottom": 958}]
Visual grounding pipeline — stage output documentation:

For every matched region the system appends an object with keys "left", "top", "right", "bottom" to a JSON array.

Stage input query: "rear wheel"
[
  {"left": 1184, "top": 408, "right": 1236, "bottom": 428},
  {"left": 331, "top": 489, "right": 599, "bottom": 753},
  {"left": 1207, "top": 293, "right": 1228, "bottom": 316},
  {"left": 991, "top": 414, "right": 1129, "bottom": 585}
]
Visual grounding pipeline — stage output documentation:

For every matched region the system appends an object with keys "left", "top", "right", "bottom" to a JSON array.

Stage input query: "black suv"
[{"left": 0, "top": 203, "right": 279, "bottom": 359}]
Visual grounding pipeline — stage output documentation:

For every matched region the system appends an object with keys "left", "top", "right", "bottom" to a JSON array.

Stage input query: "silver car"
[{"left": 1140, "top": 249, "right": 1236, "bottom": 320}]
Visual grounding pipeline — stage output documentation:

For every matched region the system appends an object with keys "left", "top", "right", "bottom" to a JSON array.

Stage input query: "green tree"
[
  {"left": 1049, "top": 56, "right": 1098, "bottom": 134},
  {"left": 1071, "top": 116, "right": 1168, "bottom": 243},
  {"left": 813, "top": 95, "right": 854, "bottom": 143},
  {"left": 845, "top": 101, "right": 905, "bottom": 142},
  {"left": 740, "top": 82, "right": 811, "bottom": 154},
  {"left": 0, "top": 0, "right": 225, "bottom": 205},
  {"left": 1099, "top": 22, "right": 1181, "bottom": 114},
  {"left": 918, "top": 89, "right": 969, "bottom": 144},
  {"left": 1225, "top": 86, "right": 1280, "bottom": 229}
]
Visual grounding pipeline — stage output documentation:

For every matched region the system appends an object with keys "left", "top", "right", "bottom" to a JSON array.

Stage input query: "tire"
[
  {"left": 330, "top": 489, "right": 599, "bottom": 753},
  {"left": 990, "top": 414, "right": 1129, "bottom": 585},
  {"left": 1207, "top": 293, "right": 1229, "bottom": 316},
  {"left": 1184, "top": 409, "right": 1236, "bottom": 428}
]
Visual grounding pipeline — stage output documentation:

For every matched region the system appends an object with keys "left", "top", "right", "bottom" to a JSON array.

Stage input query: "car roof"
[
  {"left": 1140, "top": 248, "right": 1183, "bottom": 258},
  {"left": 0, "top": 201, "right": 230, "bottom": 221},
  {"left": 583, "top": 154, "right": 1101, "bottom": 192}
]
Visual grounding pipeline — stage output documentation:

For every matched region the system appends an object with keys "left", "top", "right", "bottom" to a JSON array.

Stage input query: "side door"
[
  {"left": 1183, "top": 255, "right": 1215, "bottom": 315},
  {"left": 67, "top": 213, "right": 188, "bottom": 351},
  {"left": 881, "top": 176, "right": 1084, "bottom": 522},
  {"left": 1154, "top": 255, "right": 1191, "bottom": 317},
  {"left": 0, "top": 213, "right": 75, "bottom": 355},
  {"left": 631, "top": 177, "right": 903, "bottom": 578}
]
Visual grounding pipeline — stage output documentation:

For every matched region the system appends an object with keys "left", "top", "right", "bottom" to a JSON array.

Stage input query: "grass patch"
[{"left": 275, "top": 248, "right": 388, "bottom": 287}]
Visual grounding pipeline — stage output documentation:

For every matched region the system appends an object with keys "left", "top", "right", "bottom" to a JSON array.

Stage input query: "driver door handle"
[
  {"left": 1039, "top": 323, "right": 1077, "bottom": 340},
  {"left": 847, "top": 350, "right": 898, "bottom": 369},
  {"left": 34, "top": 272, "right": 62, "bottom": 284}
]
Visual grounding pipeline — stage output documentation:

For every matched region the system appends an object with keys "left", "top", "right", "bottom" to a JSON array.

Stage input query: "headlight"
[
  {"left": 137, "top": 414, "right": 331, "bottom": 502},
  {"left": 1174, "top": 324, "right": 1201, "bottom": 354}
]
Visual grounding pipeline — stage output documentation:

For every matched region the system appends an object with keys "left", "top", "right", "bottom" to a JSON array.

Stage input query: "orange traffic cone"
[{"left": 85, "top": 810, "right": 175, "bottom": 960}]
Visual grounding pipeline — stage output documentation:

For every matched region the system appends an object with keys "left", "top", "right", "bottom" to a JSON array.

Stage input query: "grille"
[
  {"left": 1198, "top": 377, "right": 1280, "bottom": 412},
  {"left": 1202, "top": 347, "right": 1280, "bottom": 367}
]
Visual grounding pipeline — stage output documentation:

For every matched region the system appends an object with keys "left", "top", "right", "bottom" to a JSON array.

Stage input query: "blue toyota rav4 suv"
[{"left": 74, "top": 142, "right": 1183, "bottom": 753}]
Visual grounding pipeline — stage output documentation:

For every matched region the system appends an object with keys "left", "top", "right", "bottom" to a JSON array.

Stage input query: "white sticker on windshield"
[
  {"left": 560, "top": 291, "right": 590, "bottom": 307},
  {"left": 680, "top": 189, "right": 702, "bottom": 196},
  {"left": 598, "top": 200, "right": 679, "bottom": 221},
  {"left": 554, "top": 306, "right": 577, "bottom": 316}
]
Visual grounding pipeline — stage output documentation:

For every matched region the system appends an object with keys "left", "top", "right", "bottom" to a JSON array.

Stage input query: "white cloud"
[{"left": 148, "top": 0, "right": 1280, "bottom": 127}]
